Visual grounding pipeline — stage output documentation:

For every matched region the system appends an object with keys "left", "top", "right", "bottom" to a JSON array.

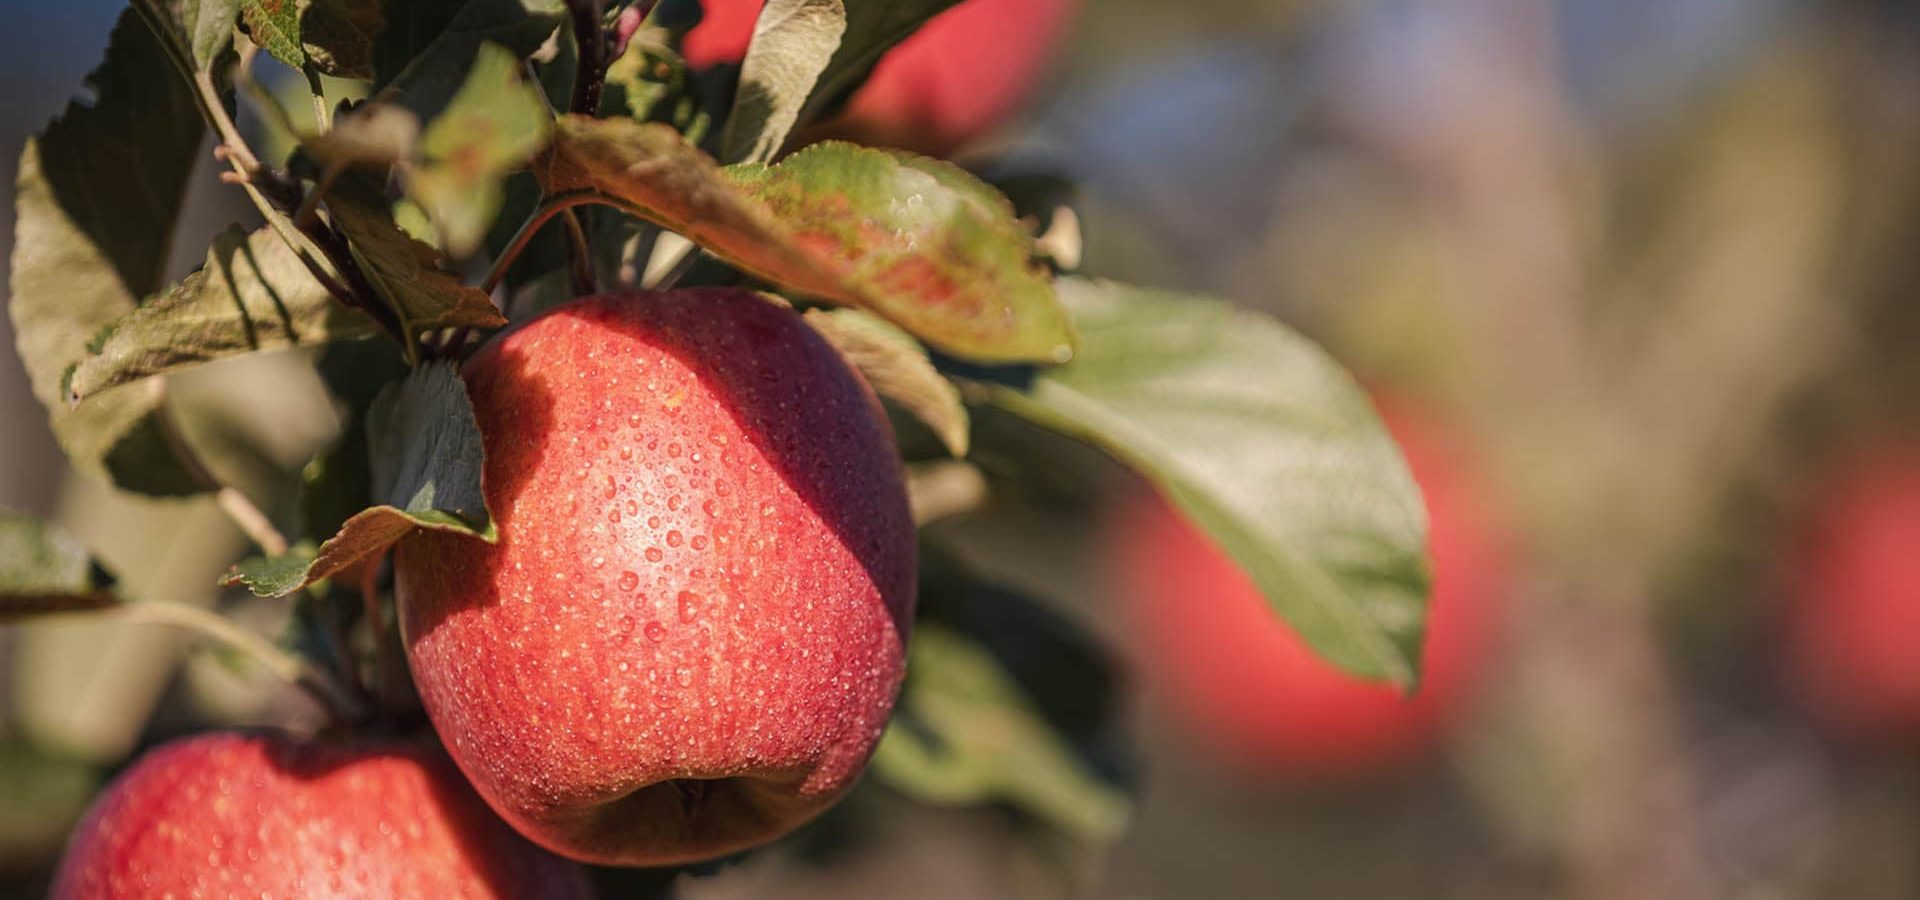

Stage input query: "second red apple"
[{"left": 682, "top": 0, "right": 1080, "bottom": 157}]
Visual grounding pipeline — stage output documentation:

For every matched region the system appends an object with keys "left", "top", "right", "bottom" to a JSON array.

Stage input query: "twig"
[
  {"left": 908, "top": 461, "right": 989, "bottom": 525},
  {"left": 304, "top": 64, "right": 331, "bottom": 133},
  {"left": 567, "top": 0, "right": 610, "bottom": 116},
  {"left": 215, "top": 487, "right": 289, "bottom": 557},
  {"left": 563, "top": 208, "right": 598, "bottom": 295},
  {"left": 482, "top": 190, "right": 609, "bottom": 294},
  {"left": 119, "top": 600, "right": 366, "bottom": 725}
]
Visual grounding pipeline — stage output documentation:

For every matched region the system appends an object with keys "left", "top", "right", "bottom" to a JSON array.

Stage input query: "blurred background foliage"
[{"left": 8, "top": 0, "right": 1920, "bottom": 898}]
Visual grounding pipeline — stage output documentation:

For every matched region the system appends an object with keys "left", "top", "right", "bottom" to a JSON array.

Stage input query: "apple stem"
[
  {"left": 119, "top": 600, "right": 368, "bottom": 725},
  {"left": 483, "top": 190, "right": 609, "bottom": 296}
]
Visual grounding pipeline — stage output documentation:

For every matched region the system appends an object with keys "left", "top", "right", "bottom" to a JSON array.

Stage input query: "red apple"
[
  {"left": 394, "top": 290, "right": 916, "bottom": 866},
  {"left": 681, "top": 0, "right": 1080, "bottom": 157},
  {"left": 1785, "top": 448, "right": 1920, "bottom": 743},
  {"left": 1111, "top": 398, "right": 1508, "bottom": 780},
  {"left": 50, "top": 732, "right": 590, "bottom": 899}
]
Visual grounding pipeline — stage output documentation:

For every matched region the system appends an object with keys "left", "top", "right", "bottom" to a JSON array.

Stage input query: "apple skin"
[
  {"left": 681, "top": 0, "right": 1080, "bottom": 157},
  {"left": 1111, "top": 399, "right": 1507, "bottom": 781},
  {"left": 49, "top": 732, "right": 591, "bottom": 899},
  {"left": 394, "top": 290, "right": 916, "bottom": 866},
  {"left": 1785, "top": 449, "right": 1920, "bottom": 743}
]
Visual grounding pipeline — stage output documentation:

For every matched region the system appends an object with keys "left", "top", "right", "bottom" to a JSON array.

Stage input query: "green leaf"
[
  {"left": 240, "top": 0, "right": 306, "bottom": 68},
  {"left": 302, "top": 0, "right": 385, "bottom": 78},
  {"left": 538, "top": 116, "right": 1072, "bottom": 362},
  {"left": 367, "top": 362, "right": 494, "bottom": 535},
  {"left": 0, "top": 512, "right": 118, "bottom": 620},
  {"left": 328, "top": 184, "right": 508, "bottom": 334},
  {"left": 805, "top": 308, "right": 966, "bottom": 456},
  {"left": 719, "top": 0, "right": 846, "bottom": 164},
  {"left": 224, "top": 542, "right": 321, "bottom": 597},
  {"left": 405, "top": 41, "right": 557, "bottom": 257},
  {"left": 0, "top": 742, "right": 99, "bottom": 864},
  {"left": 983, "top": 280, "right": 1432, "bottom": 686},
  {"left": 133, "top": 0, "right": 244, "bottom": 73},
  {"left": 800, "top": 0, "right": 961, "bottom": 123},
  {"left": 873, "top": 625, "right": 1130, "bottom": 841},
  {"left": 9, "top": 9, "right": 213, "bottom": 495},
  {"left": 227, "top": 362, "right": 494, "bottom": 597},
  {"left": 65, "top": 226, "right": 381, "bottom": 402}
]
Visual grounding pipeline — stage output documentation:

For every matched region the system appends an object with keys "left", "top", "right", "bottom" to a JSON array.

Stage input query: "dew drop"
[
  {"left": 677, "top": 590, "right": 700, "bottom": 622},
  {"left": 644, "top": 621, "right": 668, "bottom": 642},
  {"left": 645, "top": 547, "right": 664, "bottom": 563},
  {"left": 666, "top": 530, "right": 684, "bottom": 548},
  {"left": 617, "top": 571, "right": 640, "bottom": 592}
]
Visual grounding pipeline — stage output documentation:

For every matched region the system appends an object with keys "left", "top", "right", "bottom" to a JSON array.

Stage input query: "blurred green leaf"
[
  {"left": 601, "top": 31, "right": 707, "bottom": 139},
  {"left": 983, "top": 279, "right": 1432, "bottom": 686},
  {"left": 65, "top": 225, "right": 381, "bottom": 402},
  {"left": 329, "top": 184, "right": 508, "bottom": 334},
  {"left": 306, "top": 103, "right": 422, "bottom": 168},
  {"left": 8, "top": 10, "right": 213, "bottom": 495},
  {"left": 0, "top": 512, "right": 118, "bottom": 620},
  {"left": 0, "top": 743, "right": 98, "bottom": 869},
  {"left": 405, "top": 41, "right": 556, "bottom": 257},
  {"left": 240, "top": 0, "right": 306, "bottom": 67},
  {"left": 719, "top": 0, "right": 846, "bottom": 164},
  {"left": 227, "top": 362, "right": 494, "bottom": 597},
  {"left": 874, "top": 625, "right": 1130, "bottom": 842},
  {"left": 539, "top": 116, "right": 1071, "bottom": 362},
  {"left": 805, "top": 308, "right": 967, "bottom": 456}
]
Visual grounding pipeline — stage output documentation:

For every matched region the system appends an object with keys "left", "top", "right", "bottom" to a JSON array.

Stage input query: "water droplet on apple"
[
  {"left": 617, "top": 571, "right": 639, "bottom": 592},
  {"left": 644, "top": 621, "right": 668, "bottom": 642}
]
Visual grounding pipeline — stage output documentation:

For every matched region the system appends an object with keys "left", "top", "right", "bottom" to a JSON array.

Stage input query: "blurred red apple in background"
[
  {"left": 1111, "top": 397, "right": 1509, "bottom": 781},
  {"left": 395, "top": 291, "right": 916, "bottom": 866},
  {"left": 1784, "top": 448, "right": 1920, "bottom": 743},
  {"left": 682, "top": 0, "right": 1080, "bottom": 157},
  {"left": 51, "top": 732, "right": 589, "bottom": 899}
]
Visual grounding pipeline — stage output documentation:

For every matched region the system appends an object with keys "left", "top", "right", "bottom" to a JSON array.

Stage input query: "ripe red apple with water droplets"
[
  {"left": 682, "top": 0, "right": 1080, "bottom": 157},
  {"left": 1111, "top": 398, "right": 1508, "bottom": 781},
  {"left": 394, "top": 290, "right": 916, "bottom": 866},
  {"left": 1784, "top": 447, "right": 1920, "bottom": 743},
  {"left": 51, "top": 732, "right": 590, "bottom": 899}
]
